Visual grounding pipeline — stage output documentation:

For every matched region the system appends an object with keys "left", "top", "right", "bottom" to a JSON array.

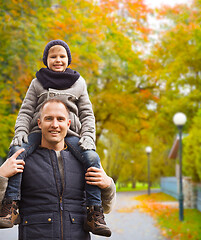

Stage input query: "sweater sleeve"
[
  {"left": 101, "top": 179, "right": 116, "bottom": 214},
  {"left": 14, "top": 79, "right": 38, "bottom": 136},
  {"left": 76, "top": 77, "right": 96, "bottom": 149},
  {"left": 0, "top": 176, "right": 8, "bottom": 206}
]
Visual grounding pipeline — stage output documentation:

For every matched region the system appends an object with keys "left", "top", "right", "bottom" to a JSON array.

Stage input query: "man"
[{"left": 2, "top": 99, "right": 115, "bottom": 239}]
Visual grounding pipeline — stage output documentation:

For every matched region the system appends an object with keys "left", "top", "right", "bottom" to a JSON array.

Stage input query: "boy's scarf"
[{"left": 36, "top": 68, "right": 80, "bottom": 90}]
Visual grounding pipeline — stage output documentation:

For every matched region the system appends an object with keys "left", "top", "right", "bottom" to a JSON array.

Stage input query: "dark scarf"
[{"left": 36, "top": 68, "right": 80, "bottom": 90}]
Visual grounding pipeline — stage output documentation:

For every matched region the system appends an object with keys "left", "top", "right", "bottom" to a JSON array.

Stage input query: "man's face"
[
  {"left": 38, "top": 102, "right": 71, "bottom": 150},
  {"left": 47, "top": 45, "right": 68, "bottom": 72}
]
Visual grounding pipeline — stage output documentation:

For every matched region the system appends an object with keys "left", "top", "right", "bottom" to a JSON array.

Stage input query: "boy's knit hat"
[{"left": 43, "top": 39, "right": 72, "bottom": 66}]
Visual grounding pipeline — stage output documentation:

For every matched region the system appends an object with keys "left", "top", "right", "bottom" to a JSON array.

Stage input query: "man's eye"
[
  {"left": 58, "top": 117, "right": 65, "bottom": 121},
  {"left": 45, "top": 117, "right": 52, "bottom": 121}
]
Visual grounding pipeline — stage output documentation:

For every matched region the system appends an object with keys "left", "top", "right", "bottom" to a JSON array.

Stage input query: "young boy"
[{"left": 0, "top": 40, "right": 111, "bottom": 237}]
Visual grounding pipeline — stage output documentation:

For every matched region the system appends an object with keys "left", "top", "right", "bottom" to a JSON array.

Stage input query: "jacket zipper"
[
  {"left": 50, "top": 150, "right": 64, "bottom": 240},
  {"left": 60, "top": 196, "right": 64, "bottom": 240},
  {"left": 60, "top": 153, "right": 65, "bottom": 240}
]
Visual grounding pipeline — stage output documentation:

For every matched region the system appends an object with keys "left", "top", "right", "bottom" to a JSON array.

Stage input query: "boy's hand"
[
  {"left": 85, "top": 166, "right": 112, "bottom": 189},
  {"left": 79, "top": 136, "right": 95, "bottom": 150},
  {"left": 11, "top": 132, "right": 28, "bottom": 146},
  {"left": 0, "top": 148, "right": 25, "bottom": 178}
]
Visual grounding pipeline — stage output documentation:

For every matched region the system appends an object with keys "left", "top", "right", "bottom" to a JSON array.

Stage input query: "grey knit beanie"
[{"left": 43, "top": 39, "right": 72, "bottom": 66}]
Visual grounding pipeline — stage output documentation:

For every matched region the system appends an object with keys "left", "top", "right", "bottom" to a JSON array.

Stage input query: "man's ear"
[
  {"left": 38, "top": 118, "right": 41, "bottom": 129},
  {"left": 67, "top": 119, "right": 71, "bottom": 127}
]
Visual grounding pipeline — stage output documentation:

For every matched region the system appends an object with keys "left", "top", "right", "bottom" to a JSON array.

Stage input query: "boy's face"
[{"left": 47, "top": 45, "right": 68, "bottom": 72}]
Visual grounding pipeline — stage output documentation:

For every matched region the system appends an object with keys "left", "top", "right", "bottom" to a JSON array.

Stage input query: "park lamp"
[
  {"left": 173, "top": 112, "right": 187, "bottom": 128},
  {"left": 145, "top": 146, "right": 152, "bottom": 154},
  {"left": 173, "top": 112, "right": 187, "bottom": 222},
  {"left": 145, "top": 146, "right": 152, "bottom": 195}
]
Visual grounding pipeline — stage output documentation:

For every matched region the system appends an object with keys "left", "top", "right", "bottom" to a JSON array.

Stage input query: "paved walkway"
[
  {"left": 92, "top": 191, "right": 167, "bottom": 240},
  {"left": 0, "top": 191, "right": 167, "bottom": 240}
]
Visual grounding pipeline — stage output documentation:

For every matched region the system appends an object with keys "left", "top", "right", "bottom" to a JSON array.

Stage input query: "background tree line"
[{"left": 0, "top": 0, "right": 201, "bottom": 184}]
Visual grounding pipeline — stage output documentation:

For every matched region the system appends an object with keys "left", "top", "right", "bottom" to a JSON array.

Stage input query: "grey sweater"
[{"left": 13, "top": 76, "right": 96, "bottom": 149}]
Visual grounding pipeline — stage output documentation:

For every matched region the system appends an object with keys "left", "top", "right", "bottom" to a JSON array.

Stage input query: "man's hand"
[
  {"left": 0, "top": 148, "right": 25, "bottom": 178},
  {"left": 85, "top": 166, "right": 112, "bottom": 189}
]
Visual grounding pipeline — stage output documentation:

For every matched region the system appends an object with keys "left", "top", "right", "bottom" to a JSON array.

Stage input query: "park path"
[
  {"left": 0, "top": 191, "right": 167, "bottom": 240},
  {"left": 91, "top": 191, "right": 167, "bottom": 240}
]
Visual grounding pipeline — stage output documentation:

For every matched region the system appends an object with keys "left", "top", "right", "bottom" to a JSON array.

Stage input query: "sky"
[{"left": 145, "top": 0, "right": 192, "bottom": 8}]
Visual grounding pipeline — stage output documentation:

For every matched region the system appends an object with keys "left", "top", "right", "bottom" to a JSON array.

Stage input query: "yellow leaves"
[
  {"left": 188, "top": 22, "right": 199, "bottom": 31},
  {"left": 117, "top": 199, "right": 177, "bottom": 216},
  {"left": 97, "top": 0, "right": 151, "bottom": 42},
  {"left": 99, "top": 0, "right": 119, "bottom": 14},
  {"left": 118, "top": 192, "right": 179, "bottom": 217},
  {"left": 133, "top": 192, "right": 177, "bottom": 202},
  {"left": 12, "top": 0, "right": 19, "bottom": 4},
  {"left": 138, "top": 201, "right": 178, "bottom": 217},
  {"left": 4, "top": 14, "right": 11, "bottom": 22},
  {"left": 118, "top": 205, "right": 137, "bottom": 213},
  {"left": 54, "top": 21, "right": 67, "bottom": 30}
]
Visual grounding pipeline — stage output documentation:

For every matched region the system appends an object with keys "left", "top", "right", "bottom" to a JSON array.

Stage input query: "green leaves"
[
  {"left": 145, "top": 0, "right": 201, "bottom": 181},
  {"left": 1, "top": 0, "right": 200, "bottom": 184},
  {"left": 0, "top": 0, "right": 52, "bottom": 155}
]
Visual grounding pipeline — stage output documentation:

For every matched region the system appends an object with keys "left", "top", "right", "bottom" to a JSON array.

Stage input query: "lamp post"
[
  {"left": 173, "top": 112, "right": 187, "bottom": 221},
  {"left": 145, "top": 146, "right": 152, "bottom": 195},
  {"left": 130, "top": 160, "right": 135, "bottom": 188}
]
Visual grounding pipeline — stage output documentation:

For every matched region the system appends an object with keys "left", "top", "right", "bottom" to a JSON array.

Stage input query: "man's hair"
[{"left": 39, "top": 98, "right": 70, "bottom": 119}]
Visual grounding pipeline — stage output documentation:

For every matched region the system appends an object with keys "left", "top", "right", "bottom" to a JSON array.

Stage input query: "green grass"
[
  {"left": 158, "top": 208, "right": 201, "bottom": 240},
  {"left": 116, "top": 182, "right": 160, "bottom": 192}
]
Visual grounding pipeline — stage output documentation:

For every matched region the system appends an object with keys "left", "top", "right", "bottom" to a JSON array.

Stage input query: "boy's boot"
[
  {"left": 0, "top": 200, "right": 20, "bottom": 228},
  {"left": 84, "top": 205, "right": 112, "bottom": 237}
]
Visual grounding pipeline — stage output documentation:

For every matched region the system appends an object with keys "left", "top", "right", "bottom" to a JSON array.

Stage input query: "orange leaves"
[
  {"left": 139, "top": 89, "right": 153, "bottom": 100},
  {"left": 98, "top": 0, "right": 151, "bottom": 42},
  {"left": 99, "top": 0, "right": 119, "bottom": 14},
  {"left": 12, "top": 0, "right": 24, "bottom": 3},
  {"left": 54, "top": 21, "right": 67, "bottom": 30},
  {"left": 138, "top": 201, "right": 178, "bottom": 219},
  {"left": 138, "top": 88, "right": 159, "bottom": 105},
  {"left": 128, "top": 193, "right": 201, "bottom": 240},
  {"left": 133, "top": 192, "right": 178, "bottom": 217},
  {"left": 117, "top": 198, "right": 178, "bottom": 216},
  {"left": 117, "top": 205, "right": 138, "bottom": 213},
  {"left": 134, "top": 192, "right": 177, "bottom": 202}
]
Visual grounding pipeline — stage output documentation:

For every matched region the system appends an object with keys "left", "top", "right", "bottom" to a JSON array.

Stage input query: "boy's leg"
[
  {"left": 65, "top": 136, "right": 111, "bottom": 237},
  {"left": 65, "top": 136, "right": 101, "bottom": 205},
  {"left": 0, "top": 132, "right": 41, "bottom": 228}
]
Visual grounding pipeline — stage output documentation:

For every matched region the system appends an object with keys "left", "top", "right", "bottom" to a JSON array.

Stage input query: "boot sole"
[
  {"left": 0, "top": 215, "right": 20, "bottom": 229},
  {"left": 84, "top": 222, "right": 112, "bottom": 237}
]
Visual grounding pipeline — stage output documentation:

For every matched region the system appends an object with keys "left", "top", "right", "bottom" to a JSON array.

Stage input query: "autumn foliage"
[{"left": 1, "top": 0, "right": 201, "bottom": 184}]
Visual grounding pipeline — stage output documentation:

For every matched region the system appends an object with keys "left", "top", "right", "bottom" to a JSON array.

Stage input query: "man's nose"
[{"left": 51, "top": 119, "right": 59, "bottom": 127}]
